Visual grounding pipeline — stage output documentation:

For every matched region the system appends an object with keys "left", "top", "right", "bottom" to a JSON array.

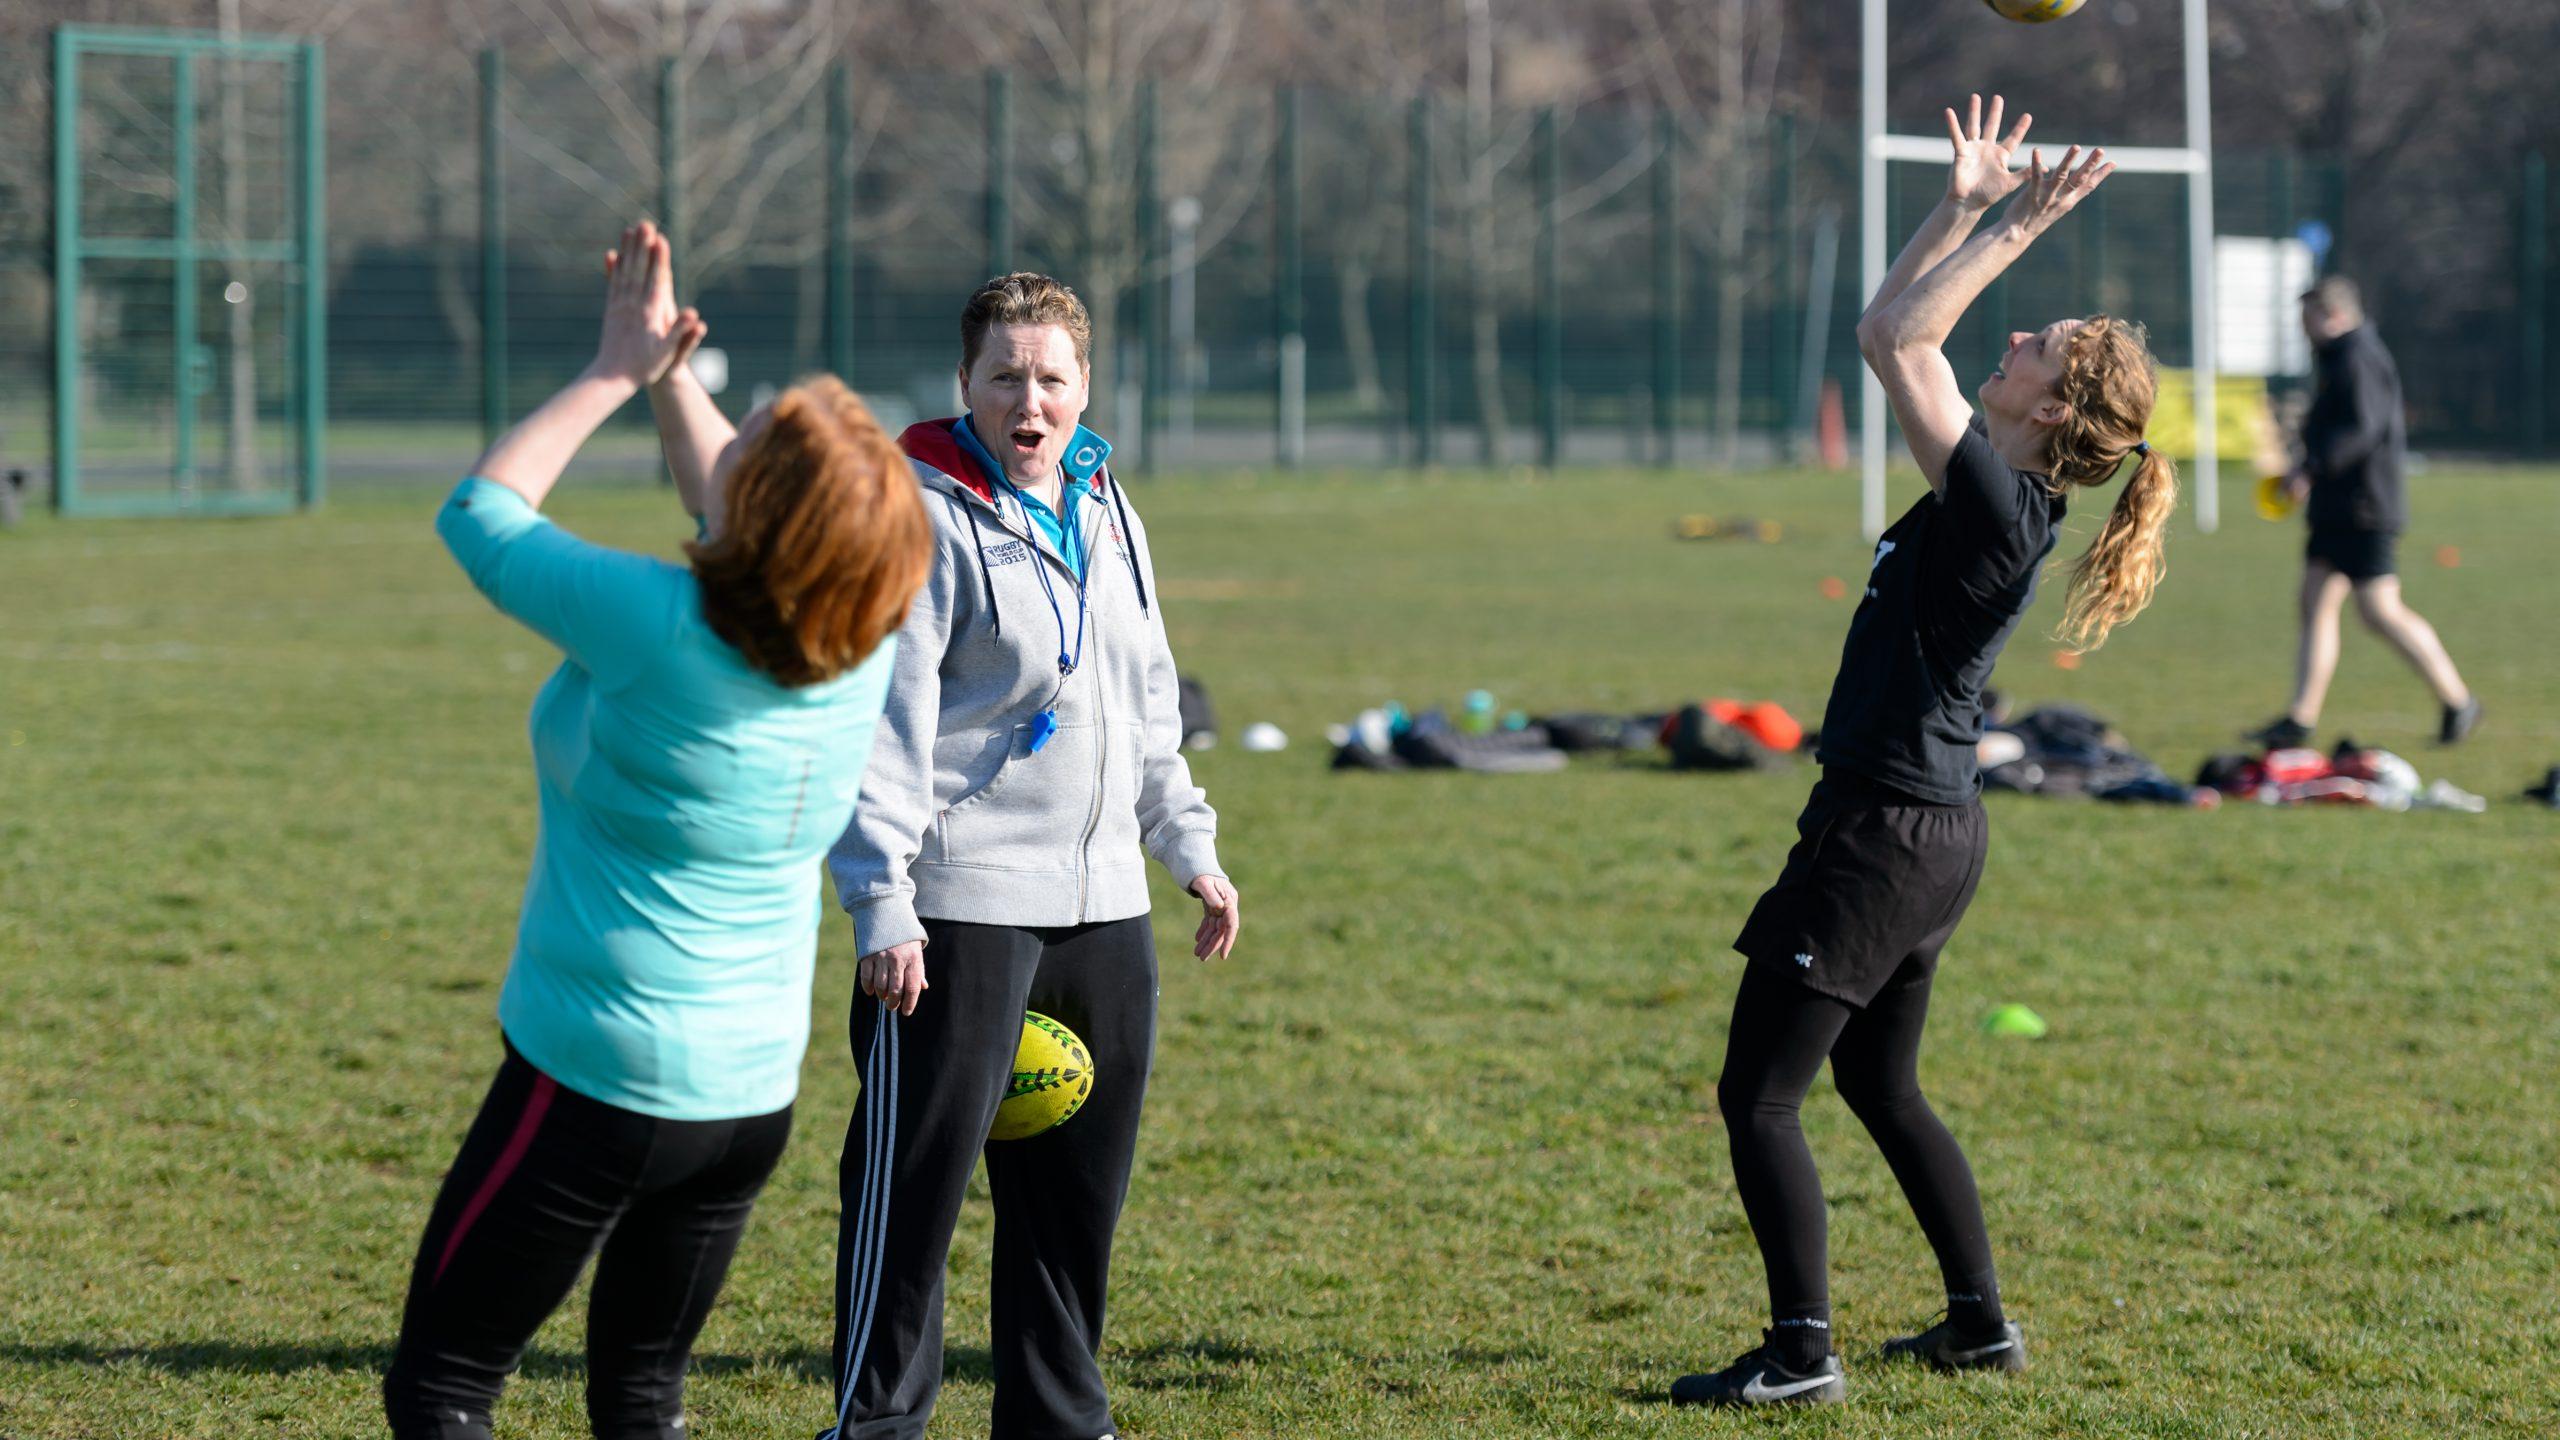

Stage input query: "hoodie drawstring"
[
  {"left": 1105, "top": 478, "right": 1150, "bottom": 618},
  {"left": 952, "top": 469, "right": 1143, "bottom": 640}
]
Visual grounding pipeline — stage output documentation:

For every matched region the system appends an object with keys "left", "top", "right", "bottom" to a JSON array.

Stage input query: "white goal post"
[{"left": 1860, "top": 0, "right": 2219, "bottom": 538}]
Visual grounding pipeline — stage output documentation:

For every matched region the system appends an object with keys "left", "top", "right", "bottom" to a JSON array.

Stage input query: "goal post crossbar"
[
  {"left": 1859, "top": 0, "right": 2218, "bottom": 540},
  {"left": 1869, "top": 134, "right": 2205, "bottom": 175}
]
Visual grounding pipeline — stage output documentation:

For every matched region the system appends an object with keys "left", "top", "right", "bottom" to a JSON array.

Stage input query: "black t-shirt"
[{"left": 1815, "top": 420, "right": 2065, "bottom": 804}]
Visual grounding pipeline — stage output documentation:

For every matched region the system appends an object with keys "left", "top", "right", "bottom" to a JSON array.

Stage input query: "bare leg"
[
  {"left": 2351, "top": 578, "right": 2470, "bottom": 709},
  {"left": 2286, "top": 563, "right": 2352, "bottom": 726}
]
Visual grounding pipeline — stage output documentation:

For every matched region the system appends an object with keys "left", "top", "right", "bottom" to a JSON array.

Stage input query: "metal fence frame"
[{"left": 51, "top": 25, "right": 325, "bottom": 516}]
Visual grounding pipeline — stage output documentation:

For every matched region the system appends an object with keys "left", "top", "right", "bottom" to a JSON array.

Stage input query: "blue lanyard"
[{"left": 1003, "top": 478, "right": 1097, "bottom": 752}]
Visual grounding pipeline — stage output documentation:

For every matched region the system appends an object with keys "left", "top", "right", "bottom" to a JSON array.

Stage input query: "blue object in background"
[{"left": 2296, "top": 220, "right": 2334, "bottom": 273}]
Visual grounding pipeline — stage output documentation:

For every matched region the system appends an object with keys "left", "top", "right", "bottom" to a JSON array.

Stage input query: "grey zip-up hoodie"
[{"left": 825, "top": 418, "right": 1222, "bottom": 957}]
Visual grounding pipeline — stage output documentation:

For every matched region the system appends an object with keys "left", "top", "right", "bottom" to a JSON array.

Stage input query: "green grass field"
[{"left": 4, "top": 462, "right": 2556, "bottom": 1438}]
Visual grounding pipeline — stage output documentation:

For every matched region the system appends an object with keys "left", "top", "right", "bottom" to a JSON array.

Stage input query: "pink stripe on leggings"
[{"left": 431, "top": 1073, "right": 559, "bottom": 1287}]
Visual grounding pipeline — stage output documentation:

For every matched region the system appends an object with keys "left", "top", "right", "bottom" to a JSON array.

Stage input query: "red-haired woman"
[{"left": 383, "top": 222, "right": 930, "bottom": 1439}]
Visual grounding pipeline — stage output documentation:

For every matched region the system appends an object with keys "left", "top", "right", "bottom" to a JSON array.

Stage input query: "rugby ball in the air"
[
  {"left": 988, "top": 1012, "right": 1093, "bottom": 1141},
  {"left": 1983, "top": 0, "right": 2085, "bottom": 20}
]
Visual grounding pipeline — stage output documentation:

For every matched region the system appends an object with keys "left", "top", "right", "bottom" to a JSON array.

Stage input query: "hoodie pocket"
[
  {"left": 939, "top": 725, "right": 1024, "bottom": 818},
  {"left": 1092, "top": 721, "right": 1147, "bottom": 859},
  {"left": 936, "top": 721, "right": 1099, "bottom": 869}
]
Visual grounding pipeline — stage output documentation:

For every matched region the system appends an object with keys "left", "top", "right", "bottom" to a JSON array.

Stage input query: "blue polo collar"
[{"left": 951, "top": 416, "right": 1113, "bottom": 495}]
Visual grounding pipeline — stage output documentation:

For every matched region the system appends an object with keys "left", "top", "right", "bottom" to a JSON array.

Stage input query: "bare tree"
[
  {"left": 491, "top": 0, "right": 861, "bottom": 283},
  {"left": 1624, "top": 0, "right": 1786, "bottom": 469},
  {"left": 382, "top": 0, "right": 935, "bottom": 414},
  {"left": 14, "top": 0, "right": 2556, "bottom": 478},
  {"left": 935, "top": 0, "right": 1251, "bottom": 441},
  {"left": 1276, "top": 0, "right": 1651, "bottom": 459},
  {"left": 1270, "top": 0, "right": 1449, "bottom": 420}
]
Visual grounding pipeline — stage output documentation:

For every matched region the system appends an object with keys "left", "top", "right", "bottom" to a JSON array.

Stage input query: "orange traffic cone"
[{"left": 1817, "top": 378, "right": 1849, "bottom": 471}]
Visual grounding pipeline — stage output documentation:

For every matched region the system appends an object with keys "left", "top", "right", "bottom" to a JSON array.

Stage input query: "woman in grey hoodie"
[{"left": 818, "top": 273, "right": 1241, "bottom": 1440}]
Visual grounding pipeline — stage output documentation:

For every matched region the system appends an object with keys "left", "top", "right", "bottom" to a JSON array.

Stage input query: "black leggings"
[
  {"left": 384, "top": 1042, "right": 793, "bottom": 1440},
  {"left": 1717, "top": 961, "right": 1998, "bottom": 1331}
]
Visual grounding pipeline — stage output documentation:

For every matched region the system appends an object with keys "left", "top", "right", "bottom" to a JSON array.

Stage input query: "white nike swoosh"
[
  {"left": 1946, "top": 1338, "right": 2015, "bottom": 1362},
  {"left": 1740, "top": 1369, "right": 1837, "bottom": 1402}
]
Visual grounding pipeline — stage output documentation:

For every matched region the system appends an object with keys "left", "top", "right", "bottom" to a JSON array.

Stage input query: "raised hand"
[
  {"left": 1945, "top": 93, "right": 2033, "bottom": 212},
  {"left": 2002, "top": 143, "right": 2116, "bottom": 239},
  {"left": 594, "top": 220, "right": 700, "bottom": 388}
]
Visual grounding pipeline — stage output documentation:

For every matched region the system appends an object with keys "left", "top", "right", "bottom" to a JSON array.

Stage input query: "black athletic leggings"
[
  {"left": 383, "top": 1040, "right": 793, "bottom": 1440},
  {"left": 1717, "top": 961, "right": 1998, "bottom": 1331}
]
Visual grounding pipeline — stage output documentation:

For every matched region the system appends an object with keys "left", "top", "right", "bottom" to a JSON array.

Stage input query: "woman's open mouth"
[{"left": 1010, "top": 428, "right": 1045, "bottom": 453}]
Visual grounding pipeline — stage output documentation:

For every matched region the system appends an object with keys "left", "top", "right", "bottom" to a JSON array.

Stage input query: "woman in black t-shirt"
[{"left": 1674, "top": 95, "right": 2178, "bottom": 1409}]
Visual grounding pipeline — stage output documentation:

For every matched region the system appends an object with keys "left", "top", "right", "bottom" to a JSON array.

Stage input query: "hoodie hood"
[
  {"left": 901, "top": 417, "right": 1114, "bottom": 508},
  {"left": 896, "top": 418, "right": 1150, "bottom": 638}
]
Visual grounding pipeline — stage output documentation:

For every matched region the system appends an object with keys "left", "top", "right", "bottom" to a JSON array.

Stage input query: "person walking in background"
[
  {"left": 384, "top": 221, "right": 931, "bottom": 1440},
  {"left": 818, "top": 273, "right": 1241, "bottom": 1440},
  {"left": 1677, "top": 96, "right": 2174, "bottom": 1409},
  {"left": 2245, "top": 276, "right": 2480, "bottom": 750}
]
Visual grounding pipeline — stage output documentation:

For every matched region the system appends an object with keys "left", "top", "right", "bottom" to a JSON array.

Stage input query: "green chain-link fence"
[{"left": 5, "top": 27, "right": 2553, "bottom": 509}]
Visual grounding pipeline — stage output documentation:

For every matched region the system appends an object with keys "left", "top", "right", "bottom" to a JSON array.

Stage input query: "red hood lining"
[{"left": 898, "top": 418, "right": 1110, "bottom": 505}]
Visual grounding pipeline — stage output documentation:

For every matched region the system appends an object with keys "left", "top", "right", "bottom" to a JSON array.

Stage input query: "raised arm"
[
  {"left": 650, "top": 358, "right": 731, "bottom": 527},
  {"left": 471, "top": 220, "right": 694, "bottom": 510},
  {"left": 1858, "top": 94, "right": 2030, "bottom": 327},
  {"left": 1857, "top": 100, "right": 2113, "bottom": 486},
  {"left": 612, "top": 224, "right": 729, "bottom": 525}
]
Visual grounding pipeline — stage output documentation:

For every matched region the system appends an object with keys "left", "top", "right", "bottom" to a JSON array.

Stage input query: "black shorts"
[
  {"left": 1733, "top": 770, "right": 1990, "bottom": 1007},
  {"left": 2307, "top": 527, "right": 2398, "bottom": 582}
]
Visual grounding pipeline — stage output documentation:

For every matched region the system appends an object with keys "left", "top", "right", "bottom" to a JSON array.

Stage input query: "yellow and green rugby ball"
[
  {"left": 989, "top": 1012, "right": 1094, "bottom": 1141},
  {"left": 1983, "top": 0, "right": 2085, "bottom": 21}
]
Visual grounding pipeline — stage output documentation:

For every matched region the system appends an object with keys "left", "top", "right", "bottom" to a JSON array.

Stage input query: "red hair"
[{"left": 687, "top": 376, "right": 931, "bottom": 686}]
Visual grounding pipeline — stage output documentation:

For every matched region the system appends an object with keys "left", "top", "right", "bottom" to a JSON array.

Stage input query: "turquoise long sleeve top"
[{"left": 437, "top": 477, "right": 897, "bottom": 1120}]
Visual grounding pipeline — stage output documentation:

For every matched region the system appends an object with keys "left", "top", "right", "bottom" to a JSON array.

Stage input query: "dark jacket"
[{"left": 2301, "top": 325, "right": 2407, "bottom": 536}]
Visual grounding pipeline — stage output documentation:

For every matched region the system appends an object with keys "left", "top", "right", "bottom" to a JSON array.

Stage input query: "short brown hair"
[
  {"left": 687, "top": 376, "right": 932, "bottom": 687},
  {"left": 2300, "top": 275, "right": 2362, "bottom": 316},
  {"left": 960, "top": 273, "right": 1092, "bottom": 373}
]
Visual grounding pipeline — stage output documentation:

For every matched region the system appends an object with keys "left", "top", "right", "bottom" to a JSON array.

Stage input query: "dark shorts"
[
  {"left": 2307, "top": 526, "right": 2398, "bottom": 582},
  {"left": 1733, "top": 770, "right": 1990, "bottom": 1007}
]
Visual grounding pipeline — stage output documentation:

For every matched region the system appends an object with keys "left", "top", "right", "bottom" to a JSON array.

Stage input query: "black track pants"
[
  {"left": 383, "top": 1041, "right": 792, "bottom": 1440},
  {"left": 823, "top": 915, "right": 1157, "bottom": 1440},
  {"left": 1716, "top": 960, "right": 2000, "bottom": 1332}
]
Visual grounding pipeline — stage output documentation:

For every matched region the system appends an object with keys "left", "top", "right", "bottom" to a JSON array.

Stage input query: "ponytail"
[
  {"left": 2045, "top": 315, "right": 2175, "bottom": 652},
  {"left": 2058, "top": 446, "right": 2175, "bottom": 652}
]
